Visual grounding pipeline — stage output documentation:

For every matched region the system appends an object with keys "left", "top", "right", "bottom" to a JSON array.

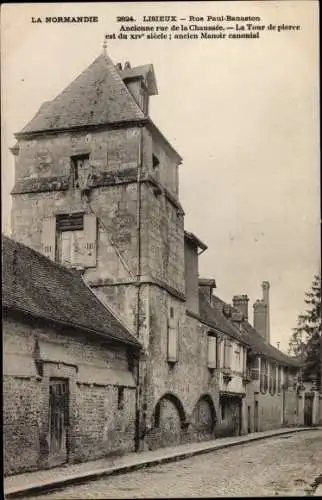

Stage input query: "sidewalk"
[{"left": 4, "top": 426, "right": 320, "bottom": 498}]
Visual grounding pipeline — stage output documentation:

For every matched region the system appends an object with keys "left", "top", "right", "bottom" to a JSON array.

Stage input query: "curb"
[{"left": 5, "top": 427, "right": 320, "bottom": 498}]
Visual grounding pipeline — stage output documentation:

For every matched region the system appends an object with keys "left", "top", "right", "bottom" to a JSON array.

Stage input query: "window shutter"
[
  {"left": 61, "top": 231, "right": 72, "bottom": 265},
  {"left": 41, "top": 217, "right": 56, "bottom": 261},
  {"left": 83, "top": 214, "right": 97, "bottom": 268},
  {"left": 207, "top": 335, "right": 217, "bottom": 369},
  {"left": 72, "top": 230, "right": 85, "bottom": 267},
  {"left": 167, "top": 319, "right": 178, "bottom": 363}
]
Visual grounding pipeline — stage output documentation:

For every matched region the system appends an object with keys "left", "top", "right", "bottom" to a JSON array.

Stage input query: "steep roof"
[
  {"left": 18, "top": 52, "right": 146, "bottom": 135},
  {"left": 2, "top": 236, "right": 140, "bottom": 348},
  {"left": 199, "top": 289, "right": 248, "bottom": 345},
  {"left": 212, "top": 294, "right": 302, "bottom": 367}
]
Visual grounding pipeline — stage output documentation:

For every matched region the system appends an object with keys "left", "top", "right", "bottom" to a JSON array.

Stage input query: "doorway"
[
  {"left": 48, "top": 378, "right": 69, "bottom": 466},
  {"left": 304, "top": 393, "right": 313, "bottom": 426},
  {"left": 254, "top": 401, "right": 259, "bottom": 432},
  {"left": 247, "top": 405, "right": 251, "bottom": 433}
]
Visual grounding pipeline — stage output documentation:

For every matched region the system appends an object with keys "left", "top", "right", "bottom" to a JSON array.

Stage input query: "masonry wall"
[
  {"left": 141, "top": 183, "right": 185, "bottom": 294},
  {"left": 256, "top": 393, "right": 284, "bottom": 431},
  {"left": 144, "top": 285, "right": 220, "bottom": 449},
  {"left": 146, "top": 129, "right": 180, "bottom": 198},
  {"left": 184, "top": 241, "right": 199, "bottom": 315},
  {"left": 3, "top": 313, "right": 137, "bottom": 476}
]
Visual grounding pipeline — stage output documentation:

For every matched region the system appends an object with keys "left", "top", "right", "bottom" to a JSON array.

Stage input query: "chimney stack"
[
  {"left": 253, "top": 281, "right": 270, "bottom": 343},
  {"left": 232, "top": 295, "right": 249, "bottom": 321},
  {"left": 198, "top": 278, "right": 216, "bottom": 302}
]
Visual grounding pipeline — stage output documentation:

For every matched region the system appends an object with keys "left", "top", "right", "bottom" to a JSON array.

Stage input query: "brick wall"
[{"left": 3, "top": 314, "right": 137, "bottom": 476}]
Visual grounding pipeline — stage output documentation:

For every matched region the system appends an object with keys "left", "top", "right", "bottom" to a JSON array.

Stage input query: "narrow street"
[{"left": 21, "top": 429, "right": 322, "bottom": 498}]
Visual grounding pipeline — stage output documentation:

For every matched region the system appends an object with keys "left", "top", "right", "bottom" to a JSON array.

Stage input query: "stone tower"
[{"left": 10, "top": 49, "right": 186, "bottom": 449}]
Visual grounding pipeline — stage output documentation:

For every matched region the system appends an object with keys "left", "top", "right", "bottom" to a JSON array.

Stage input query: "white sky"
[{"left": 1, "top": 2, "right": 320, "bottom": 352}]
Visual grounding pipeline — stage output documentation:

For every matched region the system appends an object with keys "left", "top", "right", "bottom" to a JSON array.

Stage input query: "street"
[{"left": 23, "top": 430, "right": 322, "bottom": 498}]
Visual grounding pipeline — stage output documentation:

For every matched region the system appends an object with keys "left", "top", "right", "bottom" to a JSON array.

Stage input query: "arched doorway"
[
  {"left": 148, "top": 393, "right": 186, "bottom": 450},
  {"left": 191, "top": 394, "right": 216, "bottom": 441}
]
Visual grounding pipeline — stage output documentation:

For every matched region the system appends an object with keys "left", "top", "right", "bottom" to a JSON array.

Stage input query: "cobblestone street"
[{"left": 23, "top": 430, "right": 322, "bottom": 498}]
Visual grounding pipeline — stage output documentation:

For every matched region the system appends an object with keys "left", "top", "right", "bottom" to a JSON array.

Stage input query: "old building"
[
  {"left": 3, "top": 236, "right": 141, "bottom": 475},
  {"left": 216, "top": 284, "right": 308, "bottom": 432},
  {"left": 5, "top": 46, "right": 315, "bottom": 473}
]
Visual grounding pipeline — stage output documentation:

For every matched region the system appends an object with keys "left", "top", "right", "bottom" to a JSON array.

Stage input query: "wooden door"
[
  {"left": 304, "top": 394, "right": 313, "bottom": 426},
  {"left": 254, "top": 401, "right": 259, "bottom": 432},
  {"left": 247, "top": 405, "right": 251, "bottom": 433},
  {"left": 48, "top": 378, "right": 69, "bottom": 466}
]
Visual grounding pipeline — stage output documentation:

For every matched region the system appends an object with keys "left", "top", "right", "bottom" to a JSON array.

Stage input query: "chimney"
[
  {"left": 198, "top": 278, "right": 216, "bottom": 302},
  {"left": 115, "top": 62, "right": 122, "bottom": 70},
  {"left": 232, "top": 295, "right": 249, "bottom": 321},
  {"left": 124, "top": 61, "right": 131, "bottom": 69},
  {"left": 262, "top": 281, "right": 270, "bottom": 343},
  {"left": 253, "top": 281, "right": 270, "bottom": 343}
]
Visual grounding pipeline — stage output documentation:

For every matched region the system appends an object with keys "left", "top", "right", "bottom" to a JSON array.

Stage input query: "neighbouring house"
[
  {"left": 5, "top": 45, "right": 318, "bottom": 475},
  {"left": 2, "top": 236, "right": 141, "bottom": 476},
  {"left": 213, "top": 284, "right": 316, "bottom": 432}
]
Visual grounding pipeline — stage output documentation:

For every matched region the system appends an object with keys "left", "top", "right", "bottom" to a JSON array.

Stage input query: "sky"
[{"left": 1, "top": 2, "right": 320, "bottom": 352}]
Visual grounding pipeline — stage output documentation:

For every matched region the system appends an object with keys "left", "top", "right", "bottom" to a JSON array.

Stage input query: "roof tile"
[
  {"left": 2, "top": 236, "right": 140, "bottom": 348},
  {"left": 19, "top": 53, "right": 145, "bottom": 135}
]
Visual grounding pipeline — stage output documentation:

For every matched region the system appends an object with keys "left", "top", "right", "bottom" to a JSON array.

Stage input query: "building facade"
[
  {"left": 4, "top": 48, "right": 318, "bottom": 475},
  {"left": 3, "top": 236, "right": 140, "bottom": 476}
]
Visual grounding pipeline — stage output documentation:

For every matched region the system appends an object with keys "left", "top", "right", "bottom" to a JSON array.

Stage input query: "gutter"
[{"left": 135, "top": 125, "right": 144, "bottom": 452}]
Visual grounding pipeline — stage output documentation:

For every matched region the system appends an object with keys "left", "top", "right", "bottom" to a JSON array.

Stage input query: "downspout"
[{"left": 135, "top": 125, "right": 144, "bottom": 451}]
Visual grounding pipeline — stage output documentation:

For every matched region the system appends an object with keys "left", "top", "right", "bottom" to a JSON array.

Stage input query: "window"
[
  {"left": 277, "top": 366, "right": 281, "bottom": 393},
  {"left": 117, "top": 387, "right": 124, "bottom": 410},
  {"left": 235, "top": 346, "right": 241, "bottom": 371},
  {"left": 207, "top": 333, "right": 217, "bottom": 369},
  {"left": 167, "top": 307, "right": 178, "bottom": 363},
  {"left": 152, "top": 154, "right": 160, "bottom": 169},
  {"left": 251, "top": 356, "right": 260, "bottom": 380},
  {"left": 57, "top": 214, "right": 84, "bottom": 268},
  {"left": 269, "top": 363, "right": 277, "bottom": 394},
  {"left": 260, "top": 358, "right": 269, "bottom": 393},
  {"left": 40, "top": 213, "right": 97, "bottom": 268},
  {"left": 71, "top": 154, "right": 90, "bottom": 189},
  {"left": 223, "top": 340, "right": 232, "bottom": 370}
]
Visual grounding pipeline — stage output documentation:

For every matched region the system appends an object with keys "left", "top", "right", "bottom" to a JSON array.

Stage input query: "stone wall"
[
  {"left": 143, "top": 285, "right": 220, "bottom": 449},
  {"left": 3, "top": 313, "right": 137, "bottom": 476}
]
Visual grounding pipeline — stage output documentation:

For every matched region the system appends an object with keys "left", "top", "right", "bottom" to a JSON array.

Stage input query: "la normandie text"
[{"left": 31, "top": 16, "right": 99, "bottom": 23}]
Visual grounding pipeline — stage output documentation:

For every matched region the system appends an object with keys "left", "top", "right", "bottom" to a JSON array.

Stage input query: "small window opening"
[
  {"left": 170, "top": 306, "right": 174, "bottom": 318},
  {"left": 71, "top": 154, "right": 90, "bottom": 188},
  {"left": 117, "top": 386, "right": 125, "bottom": 410},
  {"left": 152, "top": 154, "right": 160, "bottom": 168}
]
